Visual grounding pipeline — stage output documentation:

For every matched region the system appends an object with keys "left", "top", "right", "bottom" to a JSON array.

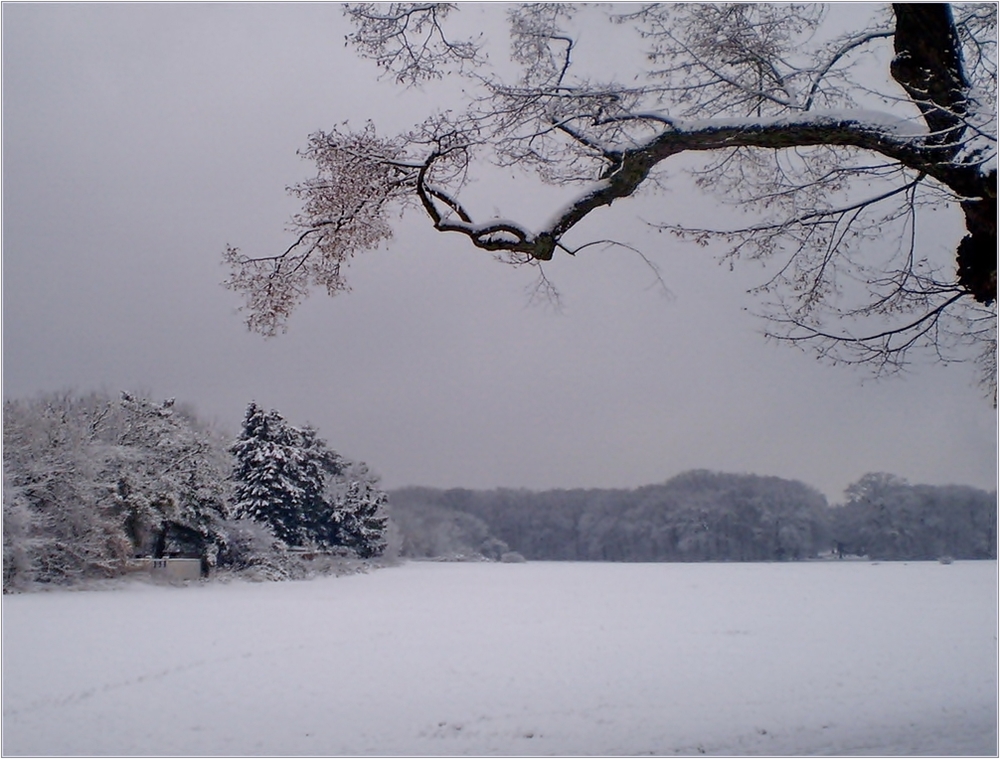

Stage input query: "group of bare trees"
[{"left": 226, "top": 3, "right": 996, "bottom": 395}]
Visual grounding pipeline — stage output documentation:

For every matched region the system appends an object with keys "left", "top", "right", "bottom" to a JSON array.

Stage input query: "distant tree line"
[
  {"left": 390, "top": 470, "right": 996, "bottom": 563},
  {"left": 3, "top": 392, "right": 389, "bottom": 591}
]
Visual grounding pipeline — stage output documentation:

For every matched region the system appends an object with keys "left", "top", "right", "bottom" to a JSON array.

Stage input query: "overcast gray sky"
[{"left": 3, "top": 3, "right": 996, "bottom": 502}]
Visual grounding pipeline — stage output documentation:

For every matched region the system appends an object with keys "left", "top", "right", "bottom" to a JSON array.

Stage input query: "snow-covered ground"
[{"left": 3, "top": 560, "right": 996, "bottom": 756}]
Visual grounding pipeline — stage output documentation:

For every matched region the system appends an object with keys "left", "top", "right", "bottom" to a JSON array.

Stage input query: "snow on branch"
[{"left": 224, "top": 124, "right": 415, "bottom": 335}]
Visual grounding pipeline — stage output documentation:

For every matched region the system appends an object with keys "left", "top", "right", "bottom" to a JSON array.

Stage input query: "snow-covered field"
[{"left": 3, "top": 560, "right": 996, "bottom": 756}]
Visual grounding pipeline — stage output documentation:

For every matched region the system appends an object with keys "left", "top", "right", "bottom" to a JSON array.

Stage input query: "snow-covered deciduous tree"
[
  {"left": 111, "top": 393, "right": 231, "bottom": 560},
  {"left": 3, "top": 393, "right": 132, "bottom": 588},
  {"left": 226, "top": 3, "right": 996, "bottom": 395}
]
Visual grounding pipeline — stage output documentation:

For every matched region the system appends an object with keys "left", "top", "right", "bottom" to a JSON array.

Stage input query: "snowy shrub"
[
  {"left": 213, "top": 518, "right": 299, "bottom": 581},
  {"left": 216, "top": 518, "right": 284, "bottom": 569}
]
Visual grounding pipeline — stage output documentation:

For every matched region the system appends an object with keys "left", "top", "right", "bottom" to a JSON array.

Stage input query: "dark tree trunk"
[
  {"left": 892, "top": 4, "right": 996, "bottom": 305},
  {"left": 958, "top": 181, "right": 997, "bottom": 305}
]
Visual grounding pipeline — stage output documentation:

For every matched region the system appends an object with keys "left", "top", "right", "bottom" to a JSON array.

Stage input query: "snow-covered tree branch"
[{"left": 225, "top": 3, "right": 996, "bottom": 394}]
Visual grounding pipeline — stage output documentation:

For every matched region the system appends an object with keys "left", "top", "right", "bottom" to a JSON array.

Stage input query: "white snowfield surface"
[{"left": 3, "top": 560, "right": 996, "bottom": 756}]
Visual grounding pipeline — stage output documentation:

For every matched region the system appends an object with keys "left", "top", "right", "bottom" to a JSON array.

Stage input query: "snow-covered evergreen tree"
[
  {"left": 296, "top": 425, "right": 344, "bottom": 548},
  {"left": 230, "top": 403, "right": 310, "bottom": 546},
  {"left": 229, "top": 404, "right": 387, "bottom": 557},
  {"left": 338, "top": 479, "right": 388, "bottom": 558},
  {"left": 325, "top": 460, "right": 389, "bottom": 559}
]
